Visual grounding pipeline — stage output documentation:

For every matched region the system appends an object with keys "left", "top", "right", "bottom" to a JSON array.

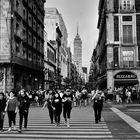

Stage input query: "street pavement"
[{"left": 0, "top": 102, "right": 140, "bottom": 140}]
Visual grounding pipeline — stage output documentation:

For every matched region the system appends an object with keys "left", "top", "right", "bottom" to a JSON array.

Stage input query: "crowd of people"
[
  {"left": 105, "top": 86, "right": 140, "bottom": 104},
  {"left": 2, "top": 86, "right": 139, "bottom": 133},
  {"left": 0, "top": 87, "right": 106, "bottom": 133}
]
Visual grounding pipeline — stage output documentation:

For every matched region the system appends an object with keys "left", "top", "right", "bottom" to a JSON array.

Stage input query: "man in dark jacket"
[
  {"left": 0, "top": 92, "right": 6, "bottom": 131},
  {"left": 18, "top": 89, "right": 30, "bottom": 133},
  {"left": 92, "top": 90, "right": 104, "bottom": 124}
]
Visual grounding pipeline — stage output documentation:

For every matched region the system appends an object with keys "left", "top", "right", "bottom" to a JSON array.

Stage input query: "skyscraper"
[{"left": 73, "top": 25, "right": 82, "bottom": 74}]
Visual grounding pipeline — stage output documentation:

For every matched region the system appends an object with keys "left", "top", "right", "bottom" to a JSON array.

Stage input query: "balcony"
[
  {"left": 108, "top": 61, "right": 140, "bottom": 69},
  {"left": 119, "top": 4, "right": 135, "bottom": 13}
]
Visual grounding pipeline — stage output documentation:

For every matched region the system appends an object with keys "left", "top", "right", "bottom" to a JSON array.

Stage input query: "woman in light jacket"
[{"left": 5, "top": 90, "right": 18, "bottom": 131}]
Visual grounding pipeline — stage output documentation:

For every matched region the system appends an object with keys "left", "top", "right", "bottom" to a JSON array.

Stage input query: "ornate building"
[
  {"left": 91, "top": 0, "right": 140, "bottom": 90},
  {"left": 0, "top": 0, "right": 46, "bottom": 92}
]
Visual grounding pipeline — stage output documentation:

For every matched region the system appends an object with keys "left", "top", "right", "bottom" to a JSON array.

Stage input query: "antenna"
[{"left": 77, "top": 22, "right": 79, "bottom": 35}]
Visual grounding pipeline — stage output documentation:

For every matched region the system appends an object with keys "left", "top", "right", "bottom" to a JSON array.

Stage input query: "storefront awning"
[{"left": 114, "top": 79, "right": 138, "bottom": 86}]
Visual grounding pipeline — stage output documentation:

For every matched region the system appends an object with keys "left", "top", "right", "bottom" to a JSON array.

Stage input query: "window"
[
  {"left": 123, "top": 16, "right": 132, "bottom": 21},
  {"left": 114, "top": 16, "right": 119, "bottom": 41},
  {"left": 122, "top": 50, "right": 134, "bottom": 67},
  {"left": 16, "top": 43, "right": 20, "bottom": 54},
  {"left": 16, "top": 22, "right": 19, "bottom": 32},
  {"left": 122, "top": 0, "right": 131, "bottom": 10},
  {"left": 123, "top": 25, "right": 133, "bottom": 44},
  {"left": 16, "top": 0, "right": 19, "bottom": 11},
  {"left": 114, "top": 47, "right": 119, "bottom": 67},
  {"left": 23, "top": 46, "right": 26, "bottom": 59}
]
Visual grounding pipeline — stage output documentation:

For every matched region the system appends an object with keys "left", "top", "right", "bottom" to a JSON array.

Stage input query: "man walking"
[
  {"left": 92, "top": 90, "right": 104, "bottom": 124},
  {"left": 18, "top": 89, "right": 30, "bottom": 133}
]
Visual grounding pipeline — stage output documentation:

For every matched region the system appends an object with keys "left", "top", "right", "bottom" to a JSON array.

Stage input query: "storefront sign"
[{"left": 114, "top": 71, "right": 137, "bottom": 79}]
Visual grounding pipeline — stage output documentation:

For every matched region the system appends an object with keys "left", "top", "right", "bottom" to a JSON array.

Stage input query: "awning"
[{"left": 114, "top": 79, "right": 138, "bottom": 86}]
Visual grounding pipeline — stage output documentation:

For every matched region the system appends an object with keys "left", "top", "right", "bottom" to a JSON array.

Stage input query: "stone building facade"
[
  {"left": 0, "top": 0, "right": 46, "bottom": 92},
  {"left": 91, "top": 0, "right": 140, "bottom": 91}
]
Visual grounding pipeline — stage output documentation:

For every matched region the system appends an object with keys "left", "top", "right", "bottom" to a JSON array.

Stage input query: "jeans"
[
  {"left": 0, "top": 112, "right": 5, "bottom": 130},
  {"left": 48, "top": 107, "right": 54, "bottom": 123},
  {"left": 7, "top": 111, "right": 16, "bottom": 127},
  {"left": 63, "top": 109, "right": 71, "bottom": 120},
  {"left": 93, "top": 104, "right": 103, "bottom": 122},
  {"left": 19, "top": 110, "right": 29, "bottom": 130}
]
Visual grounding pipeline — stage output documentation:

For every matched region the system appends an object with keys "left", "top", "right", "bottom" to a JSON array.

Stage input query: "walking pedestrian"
[
  {"left": 62, "top": 89, "right": 73, "bottom": 127},
  {"left": 17, "top": 89, "right": 30, "bottom": 133},
  {"left": 126, "top": 89, "right": 132, "bottom": 103},
  {"left": 0, "top": 92, "right": 6, "bottom": 131},
  {"left": 42, "top": 90, "right": 54, "bottom": 124},
  {"left": 52, "top": 91, "right": 62, "bottom": 126},
  {"left": 80, "top": 88, "right": 88, "bottom": 107},
  {"left": 92, "top": 90, "right": 104, "bottom": 124},
  {"left": 5, "top": 90, "right": 18, "bottom": 131}
]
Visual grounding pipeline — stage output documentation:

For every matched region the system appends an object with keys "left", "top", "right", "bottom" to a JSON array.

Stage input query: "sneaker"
[
  {"left": 67, "top": 124, "right": 70, "bottom": 128},
  {"left": 55, "top": 123, "right": 57, "bottom": 127},
  {"left": 18, "top": 129, "right": 22, "bottom": 133},
  {"left": 7, "top": 127, "right": 12, "bottom": 132}
]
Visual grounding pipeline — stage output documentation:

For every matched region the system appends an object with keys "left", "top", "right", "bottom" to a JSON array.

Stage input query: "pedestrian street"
[
  {"left": 1, "top": 104, "right": 140, "bottom": 140},
  {"left": 0, "top": 105, "right": 112, "bottom": 140}
]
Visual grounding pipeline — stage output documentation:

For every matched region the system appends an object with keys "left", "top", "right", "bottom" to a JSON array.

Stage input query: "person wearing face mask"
[
  {"left": 52, "top": 91, "right": 62, "bottom": 126},
  {"left": 0, "top": 92, "right": 6, "bottom": 131},
  {"left": 62, "top": 89, "right": 73, "bottom": 128},
  {"left": 17, "top": 89, "right": 30, "bottom": 133},
  {"left": 5, "top": 90, "right": 18, "bottom": 132}
]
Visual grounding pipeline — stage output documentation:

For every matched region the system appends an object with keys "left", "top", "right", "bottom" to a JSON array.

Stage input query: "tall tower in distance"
[{"left": 73, "top": 25, "right": 82, "bottom": 75}]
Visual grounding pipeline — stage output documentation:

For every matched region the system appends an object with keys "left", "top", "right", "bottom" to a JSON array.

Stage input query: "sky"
[{"left": 45, "top": 0, "right": 99, "bottom": 70}]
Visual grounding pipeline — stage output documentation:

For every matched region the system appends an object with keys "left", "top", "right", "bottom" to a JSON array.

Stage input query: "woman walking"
[
  {"left": 62, "top": 89, "right": 73, "bottom": 127},
  {"left": 0, "top": 92, "right": 6, "bottom": 131},
  {"left": 5, "top": 91, "right": 18, "bottom": 131},
  {"left": 52, "top": 91, "right": 62, "bottom": 126},
  {"left": 43, "top": 90, "right": 54, "bottom": 124}
]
